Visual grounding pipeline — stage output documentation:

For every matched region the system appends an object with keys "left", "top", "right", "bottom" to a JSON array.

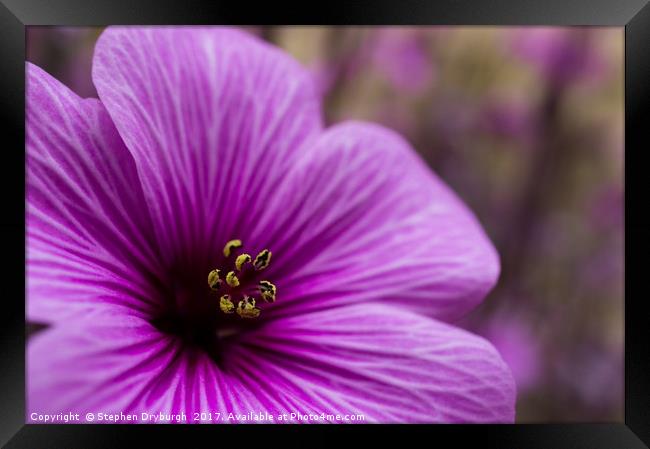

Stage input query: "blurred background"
[{"left": 27, "top": 26, "right": 624, "bottom": 423}]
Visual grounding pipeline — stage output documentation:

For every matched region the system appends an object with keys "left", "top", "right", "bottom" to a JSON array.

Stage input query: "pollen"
[
  {"left": 236, "top": 296, "right": 261, "bottom": 319},
  {"left": 235, "top": 253, "right": 251, "bottom": 271},
  {"left": 209, "top": 240, "right": 277, "bottom": 319},
  {"left": 223, "top": 239, "right": 242, "bottom": 257},
  {"left": 208, "top": 269, "right": 221, "bottom": 290},
  {"left": 253, "top": 249, "right": 272, "bottom": 271},
  {"left": 259, "top": 281, "right": 277, "bottom": 303},
  {"left": 219, "top": 294, "right": 235, "bottom": 314},
  {"left": 225, "top": 271, "right": 240, "bottom": 287}
]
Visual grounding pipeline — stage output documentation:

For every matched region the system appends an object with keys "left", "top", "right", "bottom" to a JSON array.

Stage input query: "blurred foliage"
[{"left": 27, "top": 26, "right": 624, "bottom": 423}]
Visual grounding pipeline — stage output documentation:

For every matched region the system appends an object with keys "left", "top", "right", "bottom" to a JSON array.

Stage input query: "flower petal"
[
  {"left": 228, "top": 304, "right": 516, "bottom": 423},
  {"left": 257, "top": 121, "right": 499, "bottom": 321},
  {"left": 92, "top": 26, "right": 323, "bottom": 268},
  {"left": 27, "top": 308, "right": 302, "bottom": 421},
  {"left": 27, "top": 310, "right": 281, "bottom": 420},
  {"left": 29, "top": 305, "right": 514, "bottom": 423},
  {"left": 27, "top": 63, "right": 163, "bottom": 323},
  {"left": 28, "top": 309, "right": 186, "bottom": 417}
]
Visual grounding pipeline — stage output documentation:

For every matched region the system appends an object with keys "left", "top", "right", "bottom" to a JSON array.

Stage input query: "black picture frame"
[{"left": 1, "top": 1, "right": 647, "bottom": 447}]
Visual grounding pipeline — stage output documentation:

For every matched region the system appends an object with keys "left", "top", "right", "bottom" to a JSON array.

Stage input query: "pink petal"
[
  {"left": 26, "top": 63, "right": 163, "bottom": 323},
  {"left": 258, "top": 121, "right": 500, "bottom": 321},
  {"left": 92, "top": 26, "right": 324, "bottom": 268},
  {"left": 29, "top": 305, "right": 514, "bottom": 423},
  {"left": 28, "top": 309, "right": 187, "bottom": 417},
  {"left": 29, "top": 311, "right": 267, "bottom": 420},
  {"left": 228, "top": 304, "right": 516, "bottom": 423}
]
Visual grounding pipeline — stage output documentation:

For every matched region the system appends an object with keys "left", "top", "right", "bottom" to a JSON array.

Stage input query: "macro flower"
[{"left": 27, "top": 27, "right": 515, "bottom": 423}]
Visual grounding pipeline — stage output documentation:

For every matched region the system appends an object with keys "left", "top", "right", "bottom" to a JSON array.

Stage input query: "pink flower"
[
  {"left": 27, "top": 27, "right": 514, "bottom": 423},
  {"left": 480, "top": 315, "right": 541, "bottom": 392},
  {"left": 370, "top": 29, "right": 436, "bottom": 92},
  {"left": 510, "top": 28, "right": 605, "bottom": 86}
]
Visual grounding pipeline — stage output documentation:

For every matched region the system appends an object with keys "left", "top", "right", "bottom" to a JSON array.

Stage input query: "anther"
[
  {"left": 208, "top": 269, "right": 222, "bottom": 290},
  {"left": 210, "top": 242, "right": 276, "bottom": 319},
  {"left": 225, "top": 271, "right": 240, "bottom": 288},
  {"left": 253, "top": 249, "right": 272, "bottom": 271},
  {"left": 235, "top": 253, "right": 252, "bottom": 271},
  {"left": 236, "top": 296, "right": 261, "bottom": 319},
  {"left": 223, "top": 239, "right": 242, "bottom": 257},
  {"left": 259, "top": 281, "right": 277, "bottom": 303},
  {"left": 220, "top": 294, "right": 235, "bottom": 314}
]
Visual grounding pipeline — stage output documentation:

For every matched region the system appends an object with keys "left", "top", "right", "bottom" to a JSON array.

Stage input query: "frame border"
[{"left": 1, "top": 1, "right": 647, "bottom": 447}]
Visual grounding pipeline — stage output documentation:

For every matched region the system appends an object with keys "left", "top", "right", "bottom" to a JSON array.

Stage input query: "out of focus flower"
[
  {"left": 27, "top": 26, "right": 514, "bottom": 423},
  {"left": 431, "top": 95, "right": 476, "bottom": 150},
  {"left": 369, "top": 29, "right": 436, "bottom": 92},
  {"left": 480, "top": 313, "right": 541, "bottom": 392},
  {"left": 479, "top": 99, "right": 537, "bottom": 145},
  {"left": 510, "top": 28, "right": 605, "bottom": 86}
]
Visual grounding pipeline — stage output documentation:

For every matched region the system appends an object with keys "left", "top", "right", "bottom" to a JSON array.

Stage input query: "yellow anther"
[
  {"left": 253, "top": 249, "right": 272, "bottom": 271},
  {"left": 225, "top": 271, "right": 240, "bottom": 288},
  {"left": 236, "top": 296, "right": 261, "bottom": 319},
  {"left": 208, "top": 269, "right": 221, "bottom": 290},
  {"left": 235, "top": 253, "right": 252, "bottom": 271},
  {"left": 219, "top": 294, "right": 235, "bottom": 314},
  {"left": 258, "top": 281, "right": 277, "bottom": 303},
  {"left": 211, "top": 243, "right": 275, "bottom": 317},
  {"left": 223, "top": 239, "right": 242, "bottom": 257}
]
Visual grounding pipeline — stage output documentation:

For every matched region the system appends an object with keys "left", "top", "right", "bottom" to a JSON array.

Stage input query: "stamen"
[
  {"left": 223, "top": 239, "right": 242, "bottom": 257},
  {"left": 235, "top": 253, "right": 252, "bottom": 271},
  {"left": 219, "top": 294, "right": 235, "bottom": 314},
  {"left": 236, "top": 296, "right": 261, "bottom": 319},
  {"left": 259, "top": 281, "right": 277, "bottom": 303},
  {"left": 225, "top": 271, "right": 240, "bottom": 288},
  {"left": 253, "top": 249, "right": 272, "bottom": 271},
  {"left": 210, "top": 242, "right": 275, "bottom": 319},
  {"left": 208, "top": 269, "right": 222, "bottom": 290}
]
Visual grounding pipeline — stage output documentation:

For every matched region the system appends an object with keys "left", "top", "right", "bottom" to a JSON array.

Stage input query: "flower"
[
  {"left": 479, "top": 313, "right": 541, "bottom": 393},
  {"left": 509, "top": 28, "right": 605, "bottom": 87},
  {"left": 27, "top": 26, "right": 515, "bottom": 423},
  {"left": 369, "top": 29, "right": 436, "bottom": 92},
  {"left": 478, "top": 99, "right": 537, "bottom": 145}
]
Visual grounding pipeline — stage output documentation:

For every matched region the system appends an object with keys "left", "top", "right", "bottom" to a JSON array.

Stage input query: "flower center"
[
  {"left": 207, "top": 239, "right": 276, "bottom": 319},
  {"left": 150, "top": 238, "right": 276, "bottom": 362}
]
